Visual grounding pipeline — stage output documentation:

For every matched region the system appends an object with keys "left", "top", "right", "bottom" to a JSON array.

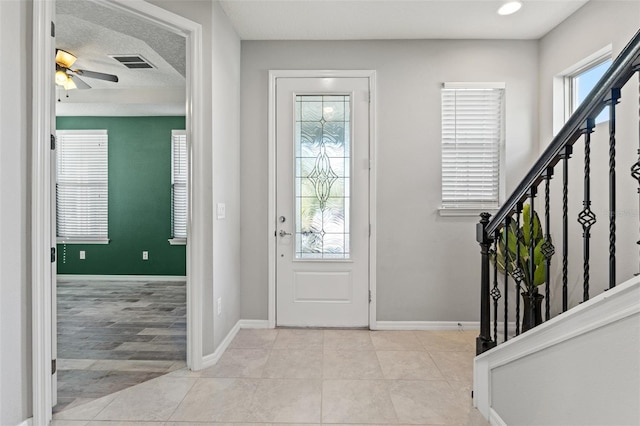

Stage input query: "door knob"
[{"left": 279, "top": 230, "right": 292, "bottom": 237}]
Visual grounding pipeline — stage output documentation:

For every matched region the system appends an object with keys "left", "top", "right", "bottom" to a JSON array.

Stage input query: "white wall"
[
  {"left": 0, "top": 1, "right": 33, "bottom": 424},
  {"left": 148, "top": 0, "right": 241, "bottom": 356},
  {"left": 240, "top": 39, "right": 539, "bottom": 321},
  {"left": 211, "top": 0, "right": 242, "bottom": 349},
  {"left": 539, "top": 0, "right": 640, "bottom": 315}
]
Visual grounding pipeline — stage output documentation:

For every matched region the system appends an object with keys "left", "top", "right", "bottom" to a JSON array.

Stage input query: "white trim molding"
[
  {"left": 267, "top": 70, "right": 377, "bottom": 329},
  {"left": 201, "top": 320, "right": 273, "bottom": 369},
  {"left": 57, "top": 275, "right": 187, "bottom": 282},
  {"left": 32, "top": 0, "right": 56, "bottom": 423},
  {"left": 374, "top": 321, "right": 480, "bottom": 331}
]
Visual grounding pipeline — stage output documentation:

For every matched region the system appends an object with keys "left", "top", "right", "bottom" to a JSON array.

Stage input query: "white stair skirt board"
[
  {"left": 57, "top": 274, "right": 186, "bottom": 282},
  {"left": 375, "top": 321, "right": 480, "bottom": 331},
  {"left": 474, "top": 275, "right": 640, "bottom": 425}
]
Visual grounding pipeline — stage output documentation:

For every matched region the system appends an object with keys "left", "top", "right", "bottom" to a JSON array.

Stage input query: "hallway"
[{"left": 52, "top": 328, "right": 488, "bottom": 425}]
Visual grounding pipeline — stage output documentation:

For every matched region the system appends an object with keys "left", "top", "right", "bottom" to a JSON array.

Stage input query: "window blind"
[
  {"left": 441, "top": 84, "right": 504, "bottom": 209},
  {"left": 171, "top": 130, "right": 188, "bottom": 240},
  {"left": 56, "top": 130, "right": 108, "bottom": 241}
]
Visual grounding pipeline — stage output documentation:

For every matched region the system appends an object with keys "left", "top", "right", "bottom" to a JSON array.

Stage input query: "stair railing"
[{"left": 477, "top": 29, "right": 640, "bottom": 355}]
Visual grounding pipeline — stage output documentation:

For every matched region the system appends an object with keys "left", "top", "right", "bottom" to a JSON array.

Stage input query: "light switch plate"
[{"left": 217, "top": 203, "right": 226, "bottom": 220}]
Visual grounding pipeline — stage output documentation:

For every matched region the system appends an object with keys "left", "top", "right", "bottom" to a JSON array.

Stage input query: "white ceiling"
[
  {"left": 55, "top": 0, "right": 592, "bottom": 115},
  {"left": 219, "top": 0, "right": 590, "bottom": 41}
]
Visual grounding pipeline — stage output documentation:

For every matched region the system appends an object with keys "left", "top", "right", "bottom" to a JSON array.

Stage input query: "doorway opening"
[{"left": 32, "top": 0, "right": 205, "bottom": 423}]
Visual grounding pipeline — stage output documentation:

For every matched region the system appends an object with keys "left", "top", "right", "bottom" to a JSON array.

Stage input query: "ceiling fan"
[{"left": 55, "top": 49, "right": 119, "bottom": 90}]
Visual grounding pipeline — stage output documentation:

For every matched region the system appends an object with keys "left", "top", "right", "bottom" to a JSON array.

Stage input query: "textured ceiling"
[
  {"left": 55, "top": 0, "right": 186, "bottom": 115},
  {"left": 219, "top": 0, "right": 590, "bottom": 40}
]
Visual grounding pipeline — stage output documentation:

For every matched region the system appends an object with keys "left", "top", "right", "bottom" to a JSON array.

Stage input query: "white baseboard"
[
  {"left": 57, "top": 274, "right": 186, "bottom": 282},
  {"left": 201, "top": 321, "right": 241, "bottom": 370},
  {"left": 489, "top": 408, "right": 508, "bottom": 426},
  {"left": 200, "top": 319, "right": 272, "bottom": 370},
  {"left": 238, "top": 319, "right": 272, "bottom": 329},
  {"left": 374, "top": 321, "right": 480, "bottom": 331},
  {"left": 16, "top": 418, "right": 32, "bottom": 426}
]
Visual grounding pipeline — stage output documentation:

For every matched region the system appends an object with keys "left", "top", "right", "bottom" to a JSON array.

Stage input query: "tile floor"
[
  {"left": 52, "top": 328, "right": 489, "bottom": 425},
  {"left": 55, "top": 280, "right": 186, "bottom": 412}
]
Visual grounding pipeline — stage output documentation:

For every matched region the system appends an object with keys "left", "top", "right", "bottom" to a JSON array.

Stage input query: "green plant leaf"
[
  {"left": 522, "top": 204, "right": 531, "bottom": 246},
  {"left": 533, "top": 262, "right": 546, "bottom": 286},
  {"left": 533, "top": 238, "right": 545, "bottom": 266}
]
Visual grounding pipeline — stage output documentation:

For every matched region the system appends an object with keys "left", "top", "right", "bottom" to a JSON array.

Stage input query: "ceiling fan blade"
[
  {"left": 69, "top": 74, "right": 92, "bottom": 90},
  {"left": 73, "top": 69, "right": 119, "bottom": 83}
]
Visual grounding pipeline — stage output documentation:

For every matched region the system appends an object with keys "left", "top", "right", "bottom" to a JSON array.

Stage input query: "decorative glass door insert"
[{"left": 295, "top": 95, "right": 351, "bottom": 259}]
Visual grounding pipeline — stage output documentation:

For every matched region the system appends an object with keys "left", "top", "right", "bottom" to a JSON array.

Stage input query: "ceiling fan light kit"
[
  {"left": 498, "top": 0, "right": 523, "bottom": 16},
  {"left": 54, "top": 48, "right": 119, "bottom": 90}
]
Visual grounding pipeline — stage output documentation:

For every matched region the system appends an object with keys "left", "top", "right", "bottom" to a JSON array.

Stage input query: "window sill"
[
  {"left": 57, "top": 238, "right": 110, "bottom": 245},
  {"left": 438, "top": 207, "right": 500, "bottom": 217},
  {"left": 168, "top": 238, "right": 187, "bottom": 246}
]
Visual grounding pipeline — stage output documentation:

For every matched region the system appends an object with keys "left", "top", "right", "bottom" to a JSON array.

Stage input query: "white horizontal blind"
[
  {"left": 171, "top": 130, "right": 188, "bottom": 239},
  {"left": 441, "top": 84, "right": 504, "bottom": 209},
  {"left": 56, "top": 130, "right": 108, "bottom": 240}
]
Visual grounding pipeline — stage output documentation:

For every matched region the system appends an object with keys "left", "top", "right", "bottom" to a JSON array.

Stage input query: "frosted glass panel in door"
[{"left": 295, "top": 95, "right": 351, "bottom": 259}]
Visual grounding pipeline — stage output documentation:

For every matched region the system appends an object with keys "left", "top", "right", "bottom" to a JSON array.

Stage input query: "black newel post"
[{"left": 477, "top": 212, "right": 496, "bottom": 355}]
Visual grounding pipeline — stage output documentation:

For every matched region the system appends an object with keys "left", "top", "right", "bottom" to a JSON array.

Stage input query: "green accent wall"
[{"left": 56, "top": 116, "right": 186, "bottom": 276}]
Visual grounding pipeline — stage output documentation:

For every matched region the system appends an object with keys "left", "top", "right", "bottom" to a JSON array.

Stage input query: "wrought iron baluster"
[
  {"left": 476, "top": 212, "right": 496, "bottom": 355},
  {"left": 513, "top": 202, "right": 524, "bottom": 336},
  {"left": 503, "top": 216, "right": 511, "bottom": 342},
  {"left": 634, "top": 71, "right": 640, "bottom": 274},
  {"left": 542, "top": 168, "right": 555, "bottom": 321},
  {"left": 526, "top": 187, "right": 537, "bottom": 332},
  {"left": 578, "top": 119, "right": 596, "bottom": 302},
  {"left": 560, "top": 146, "right": 572, "bottom": 312},
  {"left": 608, "top": 88, "right": 621, "bottom": 289},
  {"left": 491, "top": 231, "right": 500, "bottom": 343}
]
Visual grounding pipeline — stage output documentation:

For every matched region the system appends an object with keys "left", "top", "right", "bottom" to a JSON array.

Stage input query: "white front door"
[{"left": 275, "top": 76, "right": 371, "bottom": 327}]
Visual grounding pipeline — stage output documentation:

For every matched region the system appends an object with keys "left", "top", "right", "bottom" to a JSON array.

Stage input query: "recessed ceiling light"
[{"left": 498, "top": 1, "right": 522, "bottom": 16}]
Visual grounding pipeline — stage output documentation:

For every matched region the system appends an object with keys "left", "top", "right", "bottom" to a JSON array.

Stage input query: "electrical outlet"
[
  {"left": 217, "top": 297, "right": 222, "bottom": 315},
  {"left": 79, "top": 250, "right": 86, "bottom": 260},
  {"left": 142, "top": 251, "right": 149, "bottom": 260}
]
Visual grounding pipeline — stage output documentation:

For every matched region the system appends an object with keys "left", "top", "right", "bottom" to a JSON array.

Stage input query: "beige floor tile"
[
  {"left": 415, "top": 331, "right": 476, "bottom": 352},
  {"left": 51, "top": 421, "right": 89, "bottom": 426},
  {"left": 272, "top": 328, "right": 324, "bottom": 349},
  {"left": 324, "top": 329, "right": 375, "bottom": 351},
  {"left": 229, "top": 329, "right": 278, "bottom": 349},
  {"left": 94, "top": 376, "right": 197, "bottom": 421},
  {"left": 200, "top": 348, "right": 270, "bottom": 378},
  {"left": 53, "top": 393, "right": 120, "bottom": 420},
  {"left": 370, "top": 331, "right": 424, "bottom": 351},
  {"left": 323, "top": 350, "right": 383, "bottom": 379},
  {"left": 322, "top": 379, "right": 398, "bottom": 424},
  {"left": 262, "top": 349, "right": 323, "bottom": 379},
  {"left": 245, "top": 378, "right": 322, "bottom": 423},
  {"left": 377, "top": 351, "right": 444, "bottom": 380},
  {"left": 429, "top": 351, "right": 474, "bottom": 382},
  {"left": 388, "top": 380, "right": 470, "bottom": 425},
  {"left": 169, "top": 378, "right": 257, "bottom": 422},
  {"left": 165, "top": 367, "right": 202, "bottom": 378}
]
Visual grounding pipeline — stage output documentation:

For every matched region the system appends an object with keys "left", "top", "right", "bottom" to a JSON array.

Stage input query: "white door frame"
[
  {"left": 31, "top": 1, "right": 204, "bottom": 424},
  {"left": 267, "top": 70, "right": 377, "bottom": 329}
]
